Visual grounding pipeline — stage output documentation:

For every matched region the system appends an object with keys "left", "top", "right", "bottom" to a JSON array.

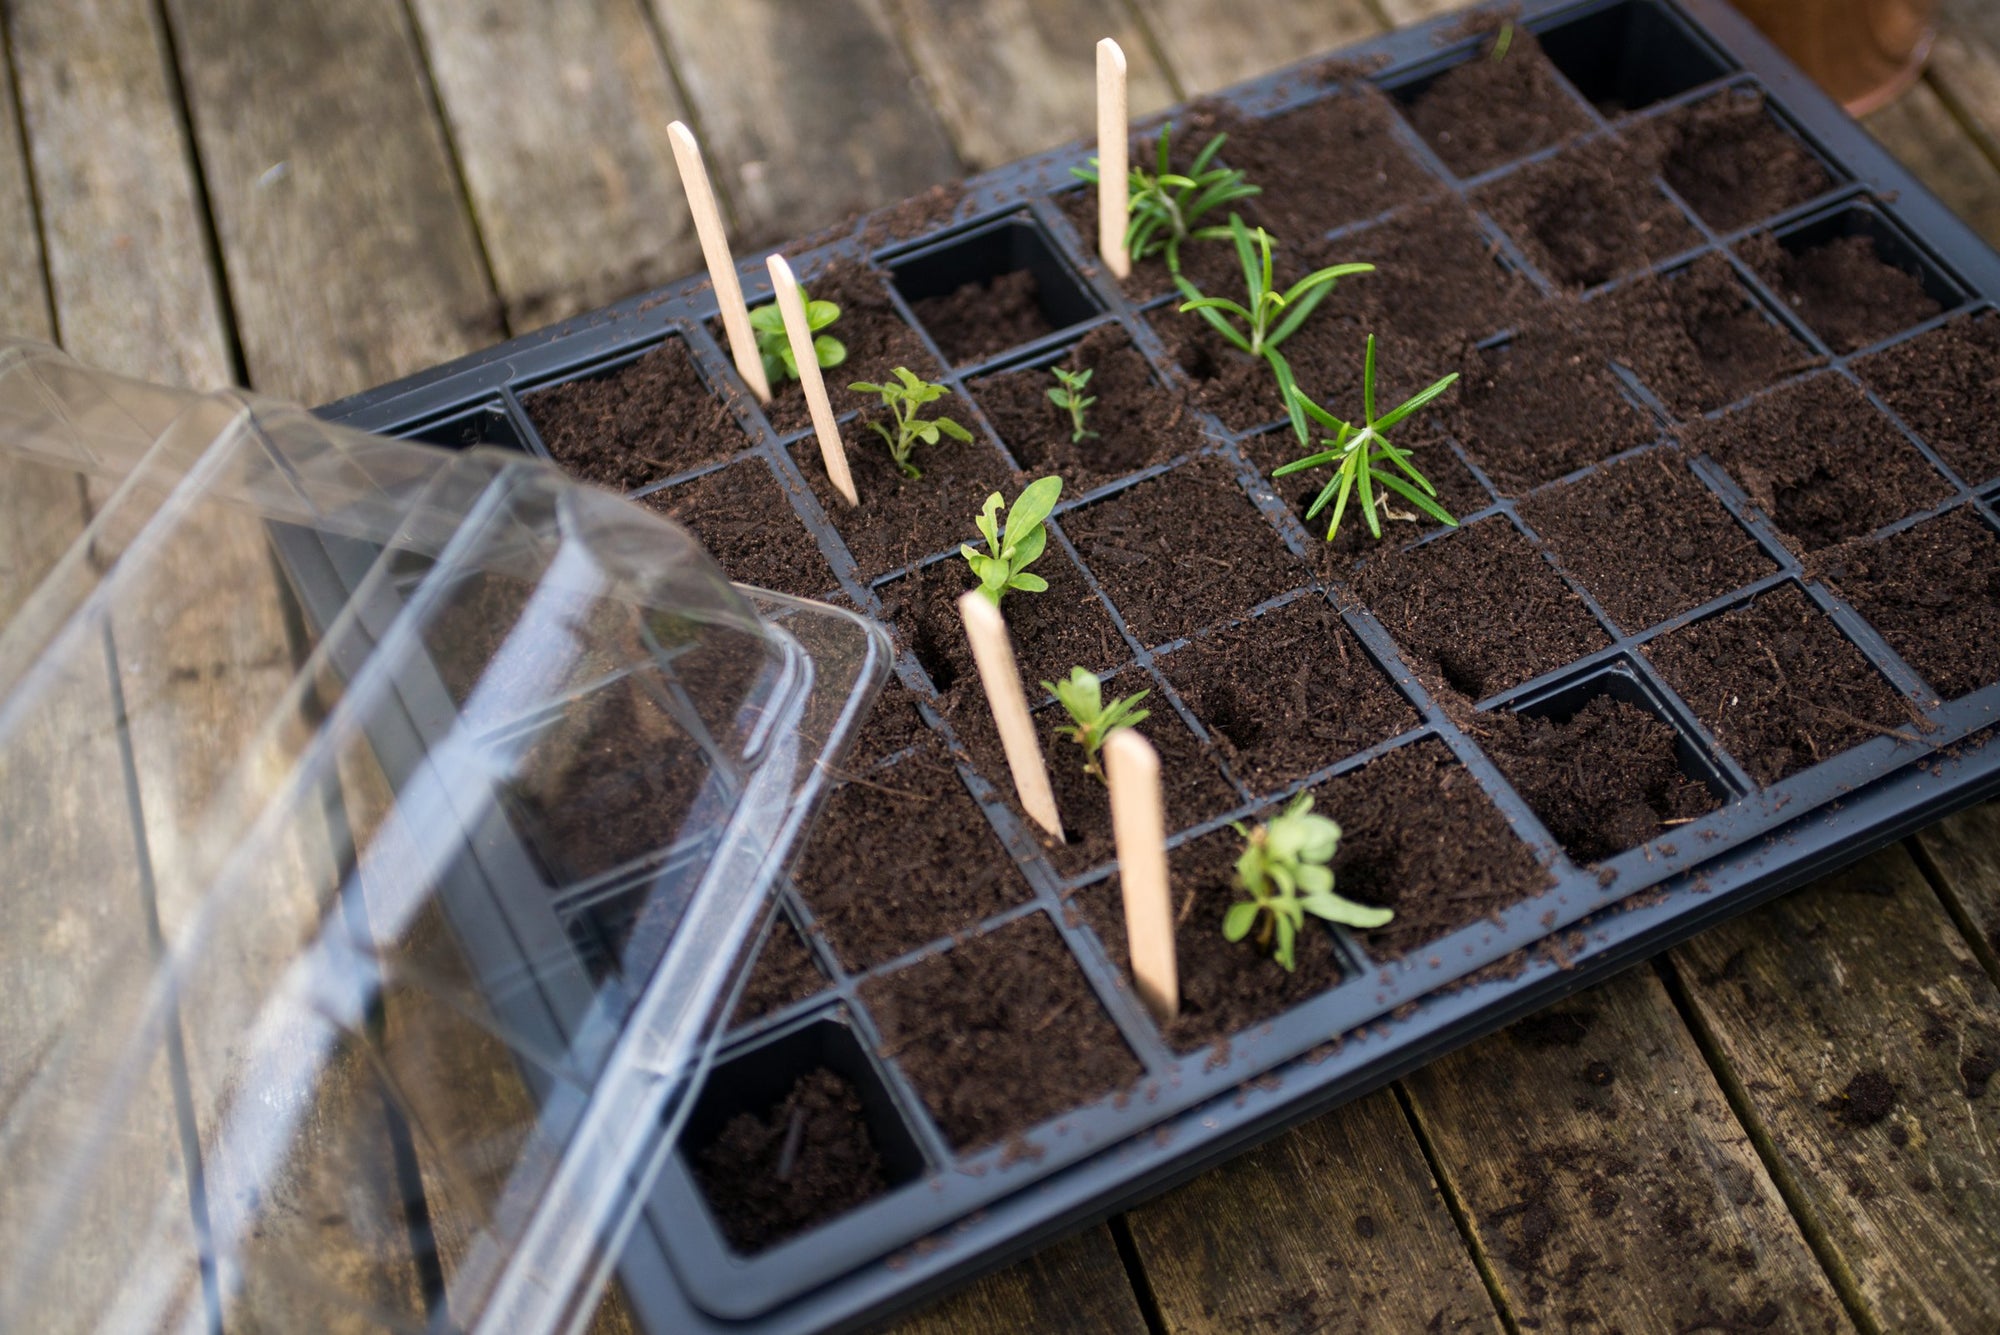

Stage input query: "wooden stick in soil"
[
  {"left": 766, "top": 253, "right": 858, "bottom": 507},
  {"left": 1105, "top": 729, "right": 1177, "bottom": 1023},
  {"left": 956, "top": 591, "right": 1064, "bottom": 841},
  {"left": 1096, "top": 38, "right": 1130, "bottom": 279},
  {"left": 669, "top": 120, "right": 772, "bottom": 403}
]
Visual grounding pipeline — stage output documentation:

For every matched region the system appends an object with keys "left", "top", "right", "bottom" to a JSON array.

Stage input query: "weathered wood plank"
[
  {"left": 1864, "top": 78, "right": 2000, "bottom": 248},
  {"left": 1671, "top": 846, "right": 2000, "bottom": 1331},
  {"left": 1911, "top": 799, "right": 2000, "bottom": 979},
  {"left": 1403, "top": 965, "right": 1849, "bottom": 1333},
  {"left": 889, "top": 1224, "right": 1147, "bottom": 1333},
  {"left": 1130, "top": 0, "right": 1384, "bottom": 95},
  {"left": 0, "top": 27, "right": 50, "bottom": 343},
  {"left": 1123, "top": 1087, "right": 1501, "bottom": 1333},
  {"left": 647, "top": 0, "right": 960, "bottom": 248},
  {"left": 1375, "top": 0, "right": 1465, "bottom": 28},
  {"left": 405, "top": 0, "right": 700, "bottom": 331},
  {"left": 159, "top": 0, "right": 499, "bottom": 405},
  {"left": 1927, "top": 0, "right": 2000, "bottom": 172},
  {"left": 5, "top": 0, "right": 229, "bottom": 385}
]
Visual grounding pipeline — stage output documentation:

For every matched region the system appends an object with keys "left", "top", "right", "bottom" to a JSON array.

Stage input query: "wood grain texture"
[
  {"left": 159, "top": 0, "right": 499, "bottom": 405},
  {"left": 888, "top": 1224, "right": 1147, "bottom": 1333},
  {"left": 5, "top": 0, "right": 229, "bottom": 384},
  {"left": 1404, "top": 966, "right": 1848, "bottom": 1333},
  {"left": 1672, "top": 846, "right": 2000, "bottom": 1332},
  {"left": 406, "top": 0, "right": 700, "bottom": 331},
  {"left": 1131, "top": 0, "right": 1384, "bottom": 94},
  {"left": 1864, "top": 78, "right": 2000, "bottom": 248},
  {"left": 0, "top": 26, "right": 50, "bottom": 343},
  {"left": 1928, "top": 0, "right": 2000, "bottom": 171},
  {"left": 1124, "top": 1088, "right": 1500, "bottom": 1333},
  {"left": 1911, "top": 800, "right": 2000, "bottom": 979},
  {"left": 648, "top": 0, "right": 960, "bottom": 248},
  {"left": 1375, "top": 0, "right": 1466, "bottom": 28}
]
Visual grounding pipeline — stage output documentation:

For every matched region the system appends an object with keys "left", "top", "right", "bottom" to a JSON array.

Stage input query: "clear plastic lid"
[{"left": 0, "top": 338, "right": 887, "bottom": 1333}]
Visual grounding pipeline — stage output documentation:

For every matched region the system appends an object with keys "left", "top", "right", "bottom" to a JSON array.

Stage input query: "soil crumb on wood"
[
  {"left": 1475, "top": 137, "right": 1700, "bottom": 289},
  {"left": 641, "top": 460, "right": 836, "bottom": 598},
  {"left": 691, "top": 1067, "right": 889, "bottom": 1251},
  {"left": 1399, "top": 28, "right": 1593, "bottom": 177},
  {"left": 908, "top": 268, "right": 1056, "bottom": 366},
  {"left": 1813, "top": 507, "right": 2000, "bottom": 700},
  {"left": 1739, "top": 230, "right": 1940, "bottom": 354},
  {"left": 1821, "top": 1069, "right": 1897, "bottom": 1128},
  {"left": 526, "top": 337, "right": 748, "bottom": 490},
  {"left": 1645, "top": 89, "right": 1833, "bottom": 232},
  {"left": 1855, "top": 313, "right": 2000, "bottom": 486},
  {"left": 1592, "top": 254, "right": 1818, "bottom": 415}
]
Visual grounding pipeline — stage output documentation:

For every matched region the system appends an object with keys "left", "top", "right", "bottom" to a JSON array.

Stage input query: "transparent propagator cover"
[{"left": 0, "top": 338, "right": 887, "bottom": 1334}]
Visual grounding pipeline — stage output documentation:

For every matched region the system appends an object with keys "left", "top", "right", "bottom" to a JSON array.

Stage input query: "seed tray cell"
[{"left": 311, "top": 1, "right": 2000, "bottom": 1329}]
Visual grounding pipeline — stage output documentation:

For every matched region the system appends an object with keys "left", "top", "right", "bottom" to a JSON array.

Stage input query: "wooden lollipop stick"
[
  {"left": 669, "top": 121, "right": 772, "bottom": 403},
  {"left": 767, "top": 254, "right": 858, "bottom": 507},
  {"left": 1096, "top": 38, "right": 1131, "bottom": 280},
  {"left": 957, "top": 592, "right": 1064, "bottom": 840},
  {"left": 1105, "top": 728, "right": 1177, "bottom": 1022}
]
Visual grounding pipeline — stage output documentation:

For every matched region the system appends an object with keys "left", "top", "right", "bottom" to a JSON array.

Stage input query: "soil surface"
[
  {"left": 732, "top": 915, "right": 826, "bottom": 1027},
  {"left": 1316, "top": 196, "right": 1530, "bottom": 350},
  {"left": 1520, "top": 449, "right": 1776, "bottom": 632},
  {"left": 1813, "top": 506, "right": 2000, "bottom": 701},
  {"left": 839, "top": 678, "right": 929, "bottom": 774},
  {"left": 1739, "top": 230, "right": 1940, "bottom": 354},
  {"left": 859, "top": 912, "right": 1142, "bottom": 1150},
  {"left": 641, "top": 460, "right": 836, "bottom": 599},
  {"left": 1592, "top": 253, "right": 1818, "bottom": 415},
  {"left": 1399, "top": 29, "right": 1593, "bottom": 178},
  {"left": 748, "top": 259, "right": 942, "bottom": 435},
  {"left": 691, "top": 1066, "right": 889, "bottom": 1252},
  {"left": 421, "top": 571, "right": 648, "bottom": 715},
  {"left": 1644, "top": 583, "right": 1910, "bottom": 785},
  {"left": 1856, "top": 313, "right": 2000, "bottom": 486},
  {"left": 1476, "top": 137, "right": 1700, "bottom": 290},
  {"left": 908, "top": 267, "right": 1057, "bottom": 366},
  {"left": 525, "top": 337, "right": 749, "bottom": 490},
  {"left": 1218, "top": 86, "right": 1440, "bottom": 239},
  {"left": 1646, "top": 90, "right": 1833, "bottom": 233}
]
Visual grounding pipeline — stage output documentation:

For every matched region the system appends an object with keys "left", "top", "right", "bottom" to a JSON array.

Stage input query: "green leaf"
[
  {"left": 1009, "top": 571, "right": 1049, "bottom": 593},
  {"left": 805, "top": 299, "right": 840, "bottom": 331},
  {"left": 1222, "top": 901, "right": 1259, "bottom": 942},
  {"left": 1273, "top": 914, "right": 1298, "bottom": 971},
  {"left": 1373, "top": 371, "right": 1460, "bottom": 432},
  {"left": 1006, "top": 522, "right": 1048, "bottom": 571},
  {"left": 1302, "top": 893, "right": 1393, "bottom": 930},
  {"left": 1189, "top": 131, "right": 1224, "bottom": 175},
  {"left": 974, "top": 492, "right": 1003, "bottom": 549},
  {"left": 847, "top": 381, "right": 884, "bottom": 395},
  {"left": 1373, "top": 470, "right": 1458, "bottom": 527},
  {"left": 749, "top": 304, "right": 784, "bottom": 333},
  {"left": 1362, "top": 333, "right": 1378, "bottom": 424},
  {"left": 1270, "top": 448, "right": 1341, "bottom": 478},
  {"left": 1004, "top": 475, "right": 1063, "bottom": 537},
  {"left": 936, "top": 416, "right": 973, "bottom": 443},
  {"left": 1325, "top": 467, "right": 1357, "bottom": 538},
  {"left": 1374, "top": 437, "right": 1439, "bottom": 497},
  {"left": 814, "top": 335, "right": 846, "bottom": 369}
]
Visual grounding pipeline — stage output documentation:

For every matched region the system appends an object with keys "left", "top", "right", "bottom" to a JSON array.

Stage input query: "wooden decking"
[{"left": 0, "top": 1, "right": 1997, "bottom": 1331}]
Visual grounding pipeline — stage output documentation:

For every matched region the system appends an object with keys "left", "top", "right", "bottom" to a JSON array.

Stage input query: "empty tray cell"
[
  {"left": 731, "top": 912, "right": 829, "bottom": 1029},
  {"left": 1815, "top": 506, "right": 2000, "bottom": 701},
  {"left": 891, "top": 215, "right": 1101, "bottom": 367},
  {"left": 1643, "top": 88, "right": 1837, "bottom": 233},
  {"left": 1593, "top": 253, "right": 1819, "bottom": 415},
  {"left": 524, "top": 336, "right": 751, "bottom": 491},
  {"left": 857, "top": 912, "right": 1143, "bottom": 1153},
  {"left": 1319, "top": 195, "right": 1532, "bottom": 347},
  {"left": 641, "top": 460, "right": 836, "bottom": 600},
  {"left": 794, "top": 738, "right": 1032, "bottom": 972},
  {"left": 1478, "top": 661, "right": 1730, "bottom": 864},
  {"left": 1242, "top": 417, "right": 1487, "bottom": 561},
  {"left": 1214, "top": 86, "right": 1439, "bottom": 240},
  {"left": 1353, "top": 516, "right": 1610, "bottom": 702},
  {"left": 1855, "top": 312, "right": 2000, "bottom": 488},
  {"left": 1538, "top": 0, "right": 1733, "bottom": 115},
  {"left": 1686, "top": 372, "right": 1952, "bottom": 553},
  {"left": 416, "top": 569, "right": 650, "bottom": 720},
  {"left": 1739, "top": 204, "right": 1957, "bottom": 354},
  {"left": 1473, "top": 136, "right": 1702, "bottom": 290},
  {"left": 1062, "top": 455, "right": 1305, "bottom": 645},
  {"left": 1519, "top": 448, "right": 1777, "bottom": 633},
  {"left": 683, "top": 1013, "right": 924, "bottom": 1253},
  {"left": 1156, "top": 595, "right": 1419, "bottom": 791},
  {"left": 406, "top": 401, "right": 532, "bottom": 454},
  {"left": 743, "top": 257, "right": 943, "bottom": 436},
  {"left": 1643, "top": 582, "right": 1910, "bottom": 785},
  {"left": 1391, "top": 25, "right": 1594, "bottom": 178}
]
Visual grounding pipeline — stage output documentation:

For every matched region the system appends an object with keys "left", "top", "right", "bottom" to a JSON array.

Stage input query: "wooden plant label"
[
  {"left": 767, "top": 254, "right": 858, "bottom": 507},
  {"left": 1096, "top": 38, "right": 1131, "bottom": 279},
  {"left": 957, "top": 591, "right": 1065, "bottom": 840},
  {"left": 1105, "top": 728, "right": 1177, "bottom": 1022},
  {"left": 668, "top": 121, "right": 772, "bottom": 403}
]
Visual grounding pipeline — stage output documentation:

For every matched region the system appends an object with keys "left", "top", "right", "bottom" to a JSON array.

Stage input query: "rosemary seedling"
[
  {"left": 1073, "top": 125, "right": 1261, "bottom": 274},
  {"left": 1175, "top": 214, "right": 1373, "bottom": 442},
  {"left": 749, "top": 287, "right": 845, "bottom": 382},
  {"left": 1273, "top": 335, "right": 1461, "bottom": 541},
  {"left": 1044, "top": 666, "right": 1151, "bottom": 782},
  {"left": 962, "top": 475, "right": 1064, "bottom": 606},
  {"left": 1224, "top": 793, "right": 1392, "bottom": 972},
  {"left": 1047, "top": 367, "right": 1098, "bottom": 443},
  {"left": 848, "top": 366, "right": 972, "bottom": 479}
]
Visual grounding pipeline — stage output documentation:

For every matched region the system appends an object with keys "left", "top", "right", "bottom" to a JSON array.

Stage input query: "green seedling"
[
  {"left": 1047, "top": 366, "right": 1098, "bottom": 443},
  {"left": 1491, "top": 20, "right": 1517, "bottom": 60},
  {"left": 1044, "top": 667, "right": 1151, "bottom": 782},
  {"left": 749, "top": 288, "right": 845, "bottom": 383},
  {"left": 1175, "top": 214, "right": 1373, "bottom": 442},
  {"left": 1073, "top": 126, "right": 1261, "bottom": 274},
  {"left": 961, "top": 475, "right": 1063, "bottom": 607},
  {"left": 1272, "top": 335, "right": 1461, "bottom": 541},
  {"left": 848, "top": 366, "right": 972, "bottom": 479},
  {"left": 1224, "top": 793, "right": 1392, "bottom": 972}
]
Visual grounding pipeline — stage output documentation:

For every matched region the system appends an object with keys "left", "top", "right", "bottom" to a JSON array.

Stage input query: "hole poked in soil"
[
  {"left": 1214, "top": 85, "right": 1440, "bottom": 241},
  {"left": 858, "top": 911, "right": 1143, "bottom": 1153},
  {"left": 1473, "top": 136, "right": 1702, "bottom": 290},
  {"left": 1739, "top": 205, "right": 1955, "bottom": 354},
  {"left": 1855, "top": 312, "right": 2000, "bottom": 488},
  {"left": 1353, "top": 517, "right": 1610, "bottom": 703},
  {"left": 1592, "top": 253, "right": 1819, "bottom": 415},
  {"left": 407, "top": 401, "right": 531, "bottom": 454},
  {"left": 1062, "top": 455, "right": 1306, "bottom": 645},
  {"left": 1685, "top": 372, "right": 1952, "bottom": 553},
  {"left": 1538, "top": 0, "right": 1733, "bottom": 115},
  {"left": 1390, "top": 25, "right": 1594, "bottom": 178},
  {"left": 640, "top": 460, "right": 838, "bottom": 600},
  {"left": 684, "top": 1014, "right": 922, "bottom": 1253},
  {"left": 1241, "top": 419, "right": 1487, "bottom": 565},
  {"left": 524, "top": 336, "right": 751, "bottom": 491},
  {"left": 1518, "top": 448, "right": 1777, "bottom": 633},
  {"left": 1643, "top": 88, "right": 1836, "bottom": 233},
  {"left": 731, "top": 911, "right": 828, "bottom": 1028},
  {"left": 1156, "top": 596, "right": 1418, "bottom": 792},
  {"left": 891, "top": 215, "right": 1101, "bottom": 367},
  {"left": 1813, "top": 506, "right": 2000, "bottom": 701},
  {"left": 1643, "top": 582, "right": 1911, "bottom": 785}
]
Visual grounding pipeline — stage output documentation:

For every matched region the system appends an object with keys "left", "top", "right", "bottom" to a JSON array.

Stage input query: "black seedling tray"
[{"left": 315, "top": 0, "right": 2000, "bottom": 1329}]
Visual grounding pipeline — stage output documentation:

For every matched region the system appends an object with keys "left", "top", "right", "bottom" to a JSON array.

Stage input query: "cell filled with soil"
[
  {"left": 892, "top": 215, "right": 1100, "bottom": 367},
  {"left": 1591, "top": 253, "right": 1818, "bottom": 415},
  {"left": 858, "top": 912, "right": 1143, "bottom": 1151},
  {"left": 1644, "top": 88, "right": 1834, "bottom": 232},
  {"left": 1643, "top": 583, "right": 1910, "bottom": 785},
  {"left": 640, "top": 460, "right": 837, "bottom": 599},
  {"left": 525, "top": 337, "right": 751, "bottom": 491},
  {"left": 1685, "top": 372, "right": 1952, "bottom": 553},
  {"left": 731, "top": 913, "right": 828, "bottom": 1028},
  {"left": 735, "top": 259, "right": 942, "bottom": 436},
  {"left": 1738, "top": 211, "right": 1948, "bottom": 354},
  {"left": 1474, "top": 136, "right": 1701, "bottom": 290},
  {"left": 1354, "top": 517, "right": 1610, "bottom": 702},
  {"left": 1538, "top": 0, "right": 1733, "bottom": 115},
  {"left": 1214, "top": 87, "right": 1440, "bottom": 240},
  {"left": 1814, "top": 507, "right": 2000, "bottom": 701},
  {"left": 1241, "top": 419, "right": 1487, "bottom": 562},
  {"left": 1518, "top": 448, "right": 1776, "bottom": 632},
  {"left": 1314, "top": 195, "right": 1531, "bottom": 348},
  {"left": 839, "top": 678, "right": 929, "bottom": 775},
  {"left": 1394, "top": 27, "right": 1594, "bottom": 177},
  {"left": 1855, "top": 313, "right": 2000, "bottom": 487}
]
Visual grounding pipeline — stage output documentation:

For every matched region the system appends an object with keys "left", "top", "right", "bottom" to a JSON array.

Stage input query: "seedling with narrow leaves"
[
  {"left": 1072, "top": 125, "right": 1261, "bottom": 274},
  {"left": 962, "top": 475, "right": 1063, "bottom": 606},
  {"left": 749, "top": 288, "right": 845, "bottom": 383},
  {"left": 1273, "top": 335, "right": 1461, "bottom": 541},
  {"left": 1223, "top": 793, "right": 1392, "bottom": 971},
  {"left": 1047, "top": 367, "right": 1098, "bottom": 444},
  {"left": 848, "top": 367, "right": 972, "bottom": 479},
  {"left": 1043, "top": 667, "right": 1150, "bottom": 782}
]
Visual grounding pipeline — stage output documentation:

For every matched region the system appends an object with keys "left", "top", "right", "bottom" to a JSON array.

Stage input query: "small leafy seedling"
[
  {"left": 1273, "top": 335, "right": 1461, "bottom": 541},
  {"left": 749, "top": 288, "right": 845, "bottom": 383},
  {"left": 1073, "top": 125, "right": 1261, "bottom": 274},
  {"left": 962, "top": 475, "right": 1063, "bottom": 607},
  {"left": 1044, "top": 666, "right": 1151, "bottom": 782},
  {"left": 1176, "top": 214, "right": 1373, "bottom": 442},
  {"left": 1047, "top": 366, "right": 1098, "bottom": 444},
  {"left": 1223, "top": 793, "right": 1392, "bottom": 972},
  {"left": 1491, "top": 20, "right": 1517, "bottom": 60},
  {"left": 848, "top": 366, "right": 972, "bottom": 479}
]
